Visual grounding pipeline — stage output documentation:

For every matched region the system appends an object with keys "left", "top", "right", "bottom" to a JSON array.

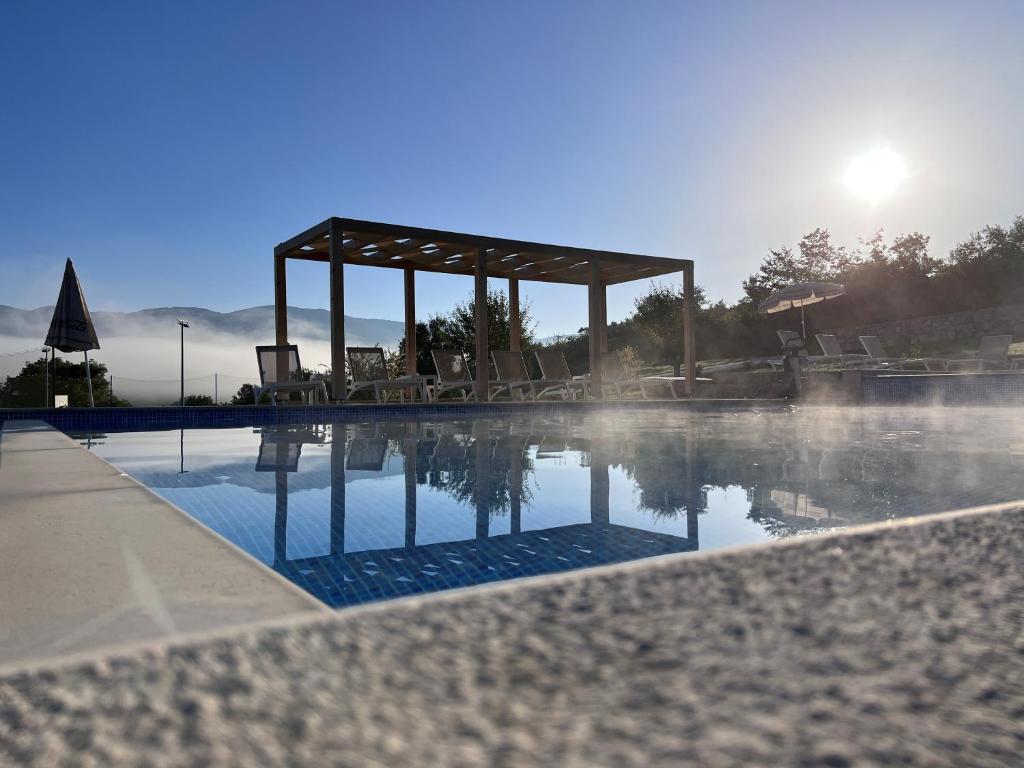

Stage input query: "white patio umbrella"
[
  {"left": 44, "top": 259, "right": 100, "bottom": 407},
  {"left": 758, "top": 281, "right": 845, "bottom": 338}
]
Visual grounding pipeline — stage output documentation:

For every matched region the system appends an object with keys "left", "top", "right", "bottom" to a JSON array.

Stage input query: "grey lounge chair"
[
  {"left": 858, "top": 336, "right": 947, "bottom": 371},
  {"left": 254, "top": 345, "right": 329, "bottom": 406},
  {"left": 946, "top": 335, "right": 1014, "bottom": 371},
  {"left": 346, "top": 347, "right": 430, "bottom": 403},
  {"left": 490, "top": 351, "right": 536, "bottom": 401},
  {"left": 599, "top": 351, "right": 647, "bottom": 399},
  {"left": 814, "top": 334, "right": 871, "bottom": 367},
  {"left": 430, "top": 349, "right": 478, "bottom": 401},
  {"left": 777, "top": 330, "right": 826, "bottom": 364},
  {"left": 534, "top": 350, "right": 589, "bottom": 400}
]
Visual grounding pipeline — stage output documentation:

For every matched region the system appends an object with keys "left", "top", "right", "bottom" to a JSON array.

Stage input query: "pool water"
[{"left": 81, "top": 406, "right": 1024, "bottom": 608}]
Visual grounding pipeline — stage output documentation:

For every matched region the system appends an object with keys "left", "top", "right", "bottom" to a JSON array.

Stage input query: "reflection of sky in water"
[{"left": 82, "top": 407, "right": 1024, "bottom": 608}]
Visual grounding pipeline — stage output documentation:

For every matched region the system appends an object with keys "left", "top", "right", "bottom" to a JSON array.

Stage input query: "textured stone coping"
[
  {"left": 0, "top": 421, "right": 324, "bottom": 667},
  {"left": 1, "top": 500, "right": 1021, "bottom": 766}
]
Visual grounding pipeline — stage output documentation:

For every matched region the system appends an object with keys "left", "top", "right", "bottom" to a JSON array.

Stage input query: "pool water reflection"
[{"left": 82, "top": 407, "right": 1024, "bottom": 608}]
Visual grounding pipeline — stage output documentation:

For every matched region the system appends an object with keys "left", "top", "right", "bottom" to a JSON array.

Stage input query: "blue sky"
[{"left": 2, "top": 1, "right": 1022, "bottom": 335}]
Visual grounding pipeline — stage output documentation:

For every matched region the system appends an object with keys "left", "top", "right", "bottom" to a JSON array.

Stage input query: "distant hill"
[{"left": 0, "top": 304, "right": 403, "bottom": 347}]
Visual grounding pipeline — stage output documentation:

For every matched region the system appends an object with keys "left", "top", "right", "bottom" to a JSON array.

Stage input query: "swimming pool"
[{"left": 79, "top": 405, "right": 1024, "bottom": 608}]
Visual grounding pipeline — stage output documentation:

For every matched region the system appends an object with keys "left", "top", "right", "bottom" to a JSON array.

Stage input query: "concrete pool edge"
[
  {"left": 2, "top": 499, "right": 1021, "bottom": 765},
  {"left": 0, "top": 420, "right": 326, "bottom": 668}
]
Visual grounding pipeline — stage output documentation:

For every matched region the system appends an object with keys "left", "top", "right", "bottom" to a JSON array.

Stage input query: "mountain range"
[{"left": 0, "top": 305, "right": 404, "bottom": 348}]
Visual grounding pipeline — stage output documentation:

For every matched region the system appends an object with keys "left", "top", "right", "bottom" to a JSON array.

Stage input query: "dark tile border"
[
  {"left": 862, "top": 370, "right": 1024, "bottom": 405},
  {"left": 0, "top": 398, "right": 784, "bottom": 433}
]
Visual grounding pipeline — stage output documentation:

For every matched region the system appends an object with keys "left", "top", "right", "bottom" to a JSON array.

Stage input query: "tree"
[
  {"left": 230, "top": 383, "right": 270, "bottom": 405},
  {"left": 399, "top": 288, "right": 537, "bottom": 375},
  {"left": 182, "top": 394, "right": 214, "bottom": 406},
  {"left": 632, "top": 282, "right": 707, "bottom": 375},
  {"left": 0, "top": 356, "right": 130, "bottom": 408}
]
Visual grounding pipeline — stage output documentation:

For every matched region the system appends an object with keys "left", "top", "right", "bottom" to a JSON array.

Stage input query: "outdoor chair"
[
  {"left": 490, "top": 351, "right": 536, "bottom": 401},
  {"left": 598, "top": 351, "right": 647, "bottom": 399},
  {"left": 346, "top": 436, "right": 389, "bottom": 471},
  {"left": 858, "top": 336, "right": 947, "bottom": 371},
  {"left": 534, "top": 350, "right": 589, "bottom": 400},
  {"left": 430, "top": 349, "right": 478, "bottom": 401},
  {"left": 814, "top": 334, "right": 872, "bottom": 367},
  {"left": 254, "top": 345, "right": 329, "bottom": 406},
  {"left": 346, "top": 347, "right": 430, "bottom": 403},
  {"left": 945, "top": 335, "right": 1014, "bottom": 371}
]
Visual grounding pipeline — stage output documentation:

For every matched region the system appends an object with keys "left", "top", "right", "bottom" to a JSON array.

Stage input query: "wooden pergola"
[{"left": 273, "top": 217, "right": 696, "bottom": 400}]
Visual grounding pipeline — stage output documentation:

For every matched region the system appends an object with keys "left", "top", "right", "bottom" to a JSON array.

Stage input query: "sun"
[{"left": 844, "top": 148, "right": 907, "bottom": 203}]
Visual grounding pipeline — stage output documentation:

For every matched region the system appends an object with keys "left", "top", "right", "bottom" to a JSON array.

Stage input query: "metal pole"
[
  {"left": 42, "top": 348, "right": 48, "bottom": 407},
  {"left": 177, "top": 319, "right": 189, "bottom": 406},
  {"left": 83, "top": 350, "right": 95, "bottom": 408},
  {"left": 109, "top": 375, "right": 113, "bottom": 406},
  {"left": 214, "top": 373, "right": 218, "bottom": 404}
]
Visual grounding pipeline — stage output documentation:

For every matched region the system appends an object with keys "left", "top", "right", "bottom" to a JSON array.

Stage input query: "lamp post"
[
  {"left": 177, "top": 319, "right": 189, "bottom": 406},
  {"left": 42, "top": 347, "right": 49, "bottom": 408}
]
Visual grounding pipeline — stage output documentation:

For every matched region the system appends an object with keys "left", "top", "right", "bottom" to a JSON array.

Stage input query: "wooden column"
[
  {"left": 329, "top": 220, "right": 345, "bottom": 402},
  {"left": 510, "top": 439, "right": 522, "bottom": 535},
  {"left": 474, "top": 247, "right": 488, "bottom": 400},
  {"left": 474, "top": 420, "right": 490, "bottom": 539},
  {"left": 588, "top": 260, "right": 603, "bottom": 398},
  {"left": 274, "top": 252, "right": 288, "bottom": 345},
  {"left": 273, "top": 471, "right": 288, "bottom": 568},
  {"left": 404, "top": 268, "right": 416, "bottom": 375},
  {"left": 599, "top": 282, "right": 609, "bottom": 354},
  {"left": 509, "top": 278, "right": 521, "bottom": 352},
  {"left": 683, "top": 262, "right": 697, "bottom": 397}
]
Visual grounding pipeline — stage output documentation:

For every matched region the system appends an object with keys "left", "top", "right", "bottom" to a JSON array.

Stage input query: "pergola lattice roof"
[{"left": 275, "top": 217, "right": 690, "bottom": 285}]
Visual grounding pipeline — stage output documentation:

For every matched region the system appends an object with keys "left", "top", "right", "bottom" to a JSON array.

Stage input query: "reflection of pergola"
[
  {"left": 274, "top": 218, "right": 696, "bottom": 399},
  {"left": 268, "top": 426, "right": 700, "bottom": 608}
]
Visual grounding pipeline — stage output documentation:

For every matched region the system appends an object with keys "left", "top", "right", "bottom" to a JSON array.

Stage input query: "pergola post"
[
  {"left": 599, "top": 282, "right": 608, "bottom": 354},
  {"left": 683, "top": 261, "right": 697, "bottom": 397},
  {"left": 274, "top": 252, "right": 287, "bottom": 345},
  {"left": 588, "top": 260, "right": 603, "bottom": 398},
  {"left": 404, "top": 268, "right": 416, "bottom": 375},
  {"left": 508, "top": 278, "right": 521, "bottom": 353},
  {"left": 329, "top": 220, "right": 346, "bottom": 402},
  {"left": 474, "top": 247, "right": 488, "bottom": 400}
]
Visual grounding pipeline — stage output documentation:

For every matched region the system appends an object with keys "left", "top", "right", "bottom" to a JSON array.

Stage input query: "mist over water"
[{"left": 81, "top": 405, "right": 1024, "bottom": 607}]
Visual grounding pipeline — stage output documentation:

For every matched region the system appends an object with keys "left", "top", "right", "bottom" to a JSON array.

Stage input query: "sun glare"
[{"left": 844, "top": 148, "right": 907, "bottom": 203}]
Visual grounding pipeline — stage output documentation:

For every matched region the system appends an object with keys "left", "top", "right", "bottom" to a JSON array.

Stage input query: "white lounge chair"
[
  {"left": 599, "top": 351, "right": 647, "bottom": 399},
  {"left": 858, "top": 336, "right": 947, "bottom": 371},
  {"left": 534, "top": 350, "right": 589, "bottom": 400},
  {"left": 490, "top": 351, "right": 536, "bottom": 401},
  {"left": 430, "top": 349, "right": 478, "bottom": 401},
  {"left": 814, "top": 334, "right": 871, "bottom": 367},
  {"left": 254, "top": 345, "right": 329, "bottom": 406},
  {"left": 946, "top": 335, "right": 1014, "bottom": 371},
  {"left": 346, "top": 346, "right": 430, "bottom": 403}
]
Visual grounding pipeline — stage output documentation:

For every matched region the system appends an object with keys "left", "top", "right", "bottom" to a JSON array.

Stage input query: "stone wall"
[{"left": 822, "top": 302, "right": 1024, "bottom": 353}]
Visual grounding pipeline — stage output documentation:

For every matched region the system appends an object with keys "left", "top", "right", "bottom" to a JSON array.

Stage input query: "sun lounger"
[
  {"left": 534, "top": 350, "right": 589, "bottom": 400},
  {"left": 858, "top": 336, "right": 947, "bottom": 371},
  {"left": 346, "top": 347, "right": 430, "bottom": 403},
  {"left": 945, "top": 335, "right": 1014, "bottom": 371},
  {"left": 599, "top": 351, "right": 646, "bottom": 399},
  {"left": 490, "top": 351, "right": 536, "bottom": 401},
  {"left": 254, "top": 345, "right": 329, "bottom": 406},
  {"left": 814, "top": 334, "right": 871, "bottom": 367},
  {"left": 430, "top": 349, "right": 478, "bottom": 401}
]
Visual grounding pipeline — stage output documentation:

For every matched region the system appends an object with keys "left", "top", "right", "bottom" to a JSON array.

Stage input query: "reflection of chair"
[
  {"left": 254, "top": 345, "right": 329, "bottom": 405},
  {"left": 431, "top": 350, "right": 478, "bottom": 401},
  {"left": 347, "top": 347, "right": 430, "bottom": 403},
  {"left": 490, "top": 351, "right": 536, "bottom": 401},
  {"left": 255, "top": 425, "right": 328, "bottom": 472},
  {"left": 346, "top": 437, "right": 388, "bottom": 471},
  {"left": 534, "top": 350, "right": 589, "bottom": 400}
]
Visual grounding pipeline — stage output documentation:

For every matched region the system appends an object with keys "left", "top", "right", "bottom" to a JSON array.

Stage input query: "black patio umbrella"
[{"left": 45, "top": 259, "right": 100, "bottom": 407}]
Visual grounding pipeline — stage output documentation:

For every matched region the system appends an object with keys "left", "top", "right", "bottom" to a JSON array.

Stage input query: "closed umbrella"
[
  {"left": 758, "top": 281, "right": 845, "bottom": 338},
  {"left": 44, "top": 258, "right": 100, "bottom": 407}
]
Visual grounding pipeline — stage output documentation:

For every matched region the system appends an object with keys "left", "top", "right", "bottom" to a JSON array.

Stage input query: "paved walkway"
[
  {"left": 1, "top": 492, "right": 1020, "bottom": 766},
  {"left": 0, "top": 421, "right": 323, "bottom": 667}
]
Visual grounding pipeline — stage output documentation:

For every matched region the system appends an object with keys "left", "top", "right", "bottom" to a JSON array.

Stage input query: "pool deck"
[
  {"left": 1, "top": 419, "right": 1022, "bottom": 765},
  {"left": 0, "top": 421, "right": 324, "bottom": 667}
]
